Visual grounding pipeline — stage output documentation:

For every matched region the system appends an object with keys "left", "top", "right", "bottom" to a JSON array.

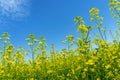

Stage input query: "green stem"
[
  {"left": 98, "top": 27, "right": 104, "bottom": 40},
  {"left": 31, "top": 46, "right": 34, "bottom": 65},
  {"left": 104, "top": 31, "right": 107, "bottom": 40},
  {"left": 68, "top": 40, "right": 70, "bottom": 51},
  {"left": 3, "top": 42, "right": 6, "bottom": 66},
  {"left": 95, "top": 18, "right": 104, "bottom": 40},
  {"left": 85, "top": 30, "right": 90, "bottom": 42}
]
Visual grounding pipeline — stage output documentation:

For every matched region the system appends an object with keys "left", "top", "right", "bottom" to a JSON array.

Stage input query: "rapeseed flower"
[
  {"left": 82, "top": 72, "right": 86, "bottom": 78},
  {"left": 105, "top": 64, "right": 111, "bottom": 69},
  {"left": 117, "top": 8, "right": 120, "bottom": 11},
  {"left": 38, "top": 41, "right": 43, "bottom": 44},
  {"left": 86, "top": 59, "right": 94, "bottom": 65},
  {"left": 42, "top": 49, "right": 46, "bottom": 53},
  {"left": 97, "top": 78, "right": 100, "bottom": 80},
  {"left": 83, "top": 68, "right": 88, "bottom": 72},
  {"left": 89, "top": 8, "right": 99, "bottom": 15},
  {"left": 77, "top": 24, "right": 88, "bottom": 32},
  {"left": 90, "top": 68, "right": 95, "bottom": 72},
  {"left": 47, "top": 69, "right": 53, "bottom": 74},
  {"left": 116, "top": 1, "right": 120, "bottom": 5},
  {"left": 76, "top": 65, "right": 81, "bottom": 71},
  {"left": 3, "top": 55, "right": 8, "bottom": 59},
  {"left": 100, "top": 41, "right": 106, "bottom": 47}
]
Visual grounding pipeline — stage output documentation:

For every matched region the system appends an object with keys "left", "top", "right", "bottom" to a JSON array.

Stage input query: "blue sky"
[{"left": 0, "top": 0, "right": 117, "bottom": 51}]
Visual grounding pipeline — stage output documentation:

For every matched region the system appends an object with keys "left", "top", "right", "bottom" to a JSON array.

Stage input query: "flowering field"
[{"left": 0, "top": 0, "right": 120, "bottom": 80}]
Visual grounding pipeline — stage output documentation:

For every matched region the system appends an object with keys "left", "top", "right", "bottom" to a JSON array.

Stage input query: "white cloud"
[{"left": 0, "top": 0, "right": 30, "bottom": 18}]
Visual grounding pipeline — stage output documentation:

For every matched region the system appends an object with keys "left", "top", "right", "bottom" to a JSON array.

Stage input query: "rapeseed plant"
[{"left": 0, "top": 0, "right": 120, "bottom": 79}]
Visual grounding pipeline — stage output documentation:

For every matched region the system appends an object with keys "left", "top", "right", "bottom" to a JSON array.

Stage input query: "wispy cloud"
[{"left": 0, "top": 0, "right": 30, "bottom": 19}]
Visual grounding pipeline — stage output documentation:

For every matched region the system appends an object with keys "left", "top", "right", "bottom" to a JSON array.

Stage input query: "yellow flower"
[
  {"left": 77, "top": 57, "right": 81, "bottom": 60},
  {"left": 83, "top": 27, "right": 88, "bottom": 32},
  {"left": 84, "top": 44, "right": 90, "bottom": 48},
  {"left": 40, "top": 36, "right": 45, "bottom": 40},
  {"left": 29, "top": 34, "right": 35, "bottom": 39},
  {"left": 60, "top": 61, "right": 64, "bottom": 65},
  {"left": 86, "top": 59, "right": 94, "bottom": 65},
  {"left": 77, "top": 24, "right": 88, "bottom": 32},
  {"left": 77, "top": 38, "right": 83, "bottom": 44},
  {"left": 93, "top": 39, "right": 99, "bottom": 44},
  {"left": 90, "top": 68, "right": 95, "bottom": 72},
  {"left": 47, "top": 70, "right": 53, "bottom": 74},
  {"left": 74, "top": 16, "right": 83, "bottom": 23},
  {"left": 116, "top": 1, "right": 120, "bottom": 5},
  {"left": 89, "top": 8, "right": 99, "bottom": 15},
  {"left": 0, "top": 70, "right": 4, "bottom": 75},
  {"left": 76, "top": 65, "right": 81, "bottom": 71},
  {"left": 66, "top": 35, "right": 74, "bottom": 40},
  {"left": 100, "top": 22, "right": 103, "bottom": 25},
  {"left": 82, "top": 72, "right": 86, "bottom": 78},
  {"left": 112, "top": 56, "right": 117, "bottom": 59},
  {"left": 3, "top": 55, "right": 8, "bottom": 59},
  {"left": 42, "top": 50, "right": 46, "bottom": 53},
  {"left": 30, "top": 78, "right": 34, "bottom": 80},
  {"left": 109, "top": 2, "right": 114, "bottom": 5},
  {"left": 90, "top": 18, "right": 94, "bottom": 21},
  {"left": 114, "top": 68, "right": 118, "bottom": 72},
  {"left": 97, "top": 78, "right": 100, "bottom": 80},
  {"left": 8, "top": 60, "right": 14, "bottom": 64},
  {"left": 83, "top": 68, "right": 88, "bottom": 72},
  {"left": 78, "top": 47, "right": 85, "bottom": 52},
  {"left": 28, "top": 42, "right": 34, "bottom": 46},
  {"left": 39, "top": 41, "right": 43, "bottom": 44},
  {"left": 91, "top": 56, "right": 98, "bottom": 61},
  {"left": 117, "top": 8, "right": 120, "bottom": 11},
  {"left": 100, "top": 41, "right": 106, "bottom": 47},
  {"left": 77, "top": 24, "right": 85, "bottom": 30},
  {"left": 105, "top": 64, "right": 111, "bottom": 69}
]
